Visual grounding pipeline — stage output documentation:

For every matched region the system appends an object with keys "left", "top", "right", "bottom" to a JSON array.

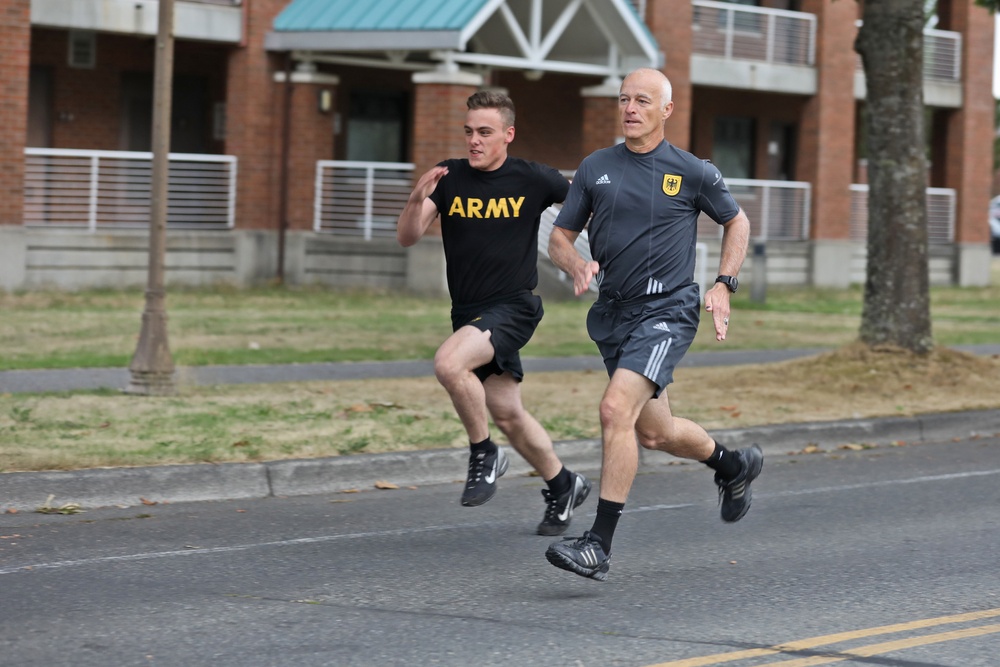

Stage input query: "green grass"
[{"left": 1, "top": 267, "right": 998, "bottom": 372}]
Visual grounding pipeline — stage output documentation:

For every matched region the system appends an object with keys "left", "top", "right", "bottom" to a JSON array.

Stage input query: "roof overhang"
[{"left": 265, "top": 0, "right": 661, "bottom": 79}]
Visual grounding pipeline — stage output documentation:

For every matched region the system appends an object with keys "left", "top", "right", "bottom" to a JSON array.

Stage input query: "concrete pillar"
[
  {"left": 810, "top": 239, "right": 858, "bottom": 288},
  {"left": 0, "top": 226, "right": 26, "bottom": 290},
  {"left": 0, "top": 0, "right": 30, "bottom": 227}
]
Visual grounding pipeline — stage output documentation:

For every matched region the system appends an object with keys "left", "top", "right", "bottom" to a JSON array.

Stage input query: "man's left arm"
[{"left": 704, "top": 209, "right": 750, "bottom": 341}]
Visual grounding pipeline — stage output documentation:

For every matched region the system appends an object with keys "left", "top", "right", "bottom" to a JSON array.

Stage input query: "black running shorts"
[
  {"left": 586, "top": 283, "right": 700, "bottom": 397},
  {"left": 450, "top": 291, "right": 543, "bottom": 382}
]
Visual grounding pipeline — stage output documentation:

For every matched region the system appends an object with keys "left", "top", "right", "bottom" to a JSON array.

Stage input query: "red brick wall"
[
  {"left": 0, "top": 0, "right": 29, "bottom": 226},
  {"left": 411, "top": 82, "right": 478, "bottom": 179},
  {"left": 223, "top": 0, "right": 288, "bottom": 232},
  {"left": 648, "top": 0, "right": 693, "bottom": 150},
  {"left": 937, "top": 0, "right": 994, "bottom": 244},
  {"left": 798, "top": 0, "right": 859, "bottom": 240},
  {"left": 690, "top": 88, "right": 807, "bottom": 166},
  {"left": 496, "top": 72, "right": 590, "bottom": 170},
  {"left": 30, "top": 28, "right": 228, "bottom": 152},
  {"left": 284, "top": 80, "right": 335, "bottom": 231},
  {"left": 581, "top": 94, "right": 620, "bottom": 160}
]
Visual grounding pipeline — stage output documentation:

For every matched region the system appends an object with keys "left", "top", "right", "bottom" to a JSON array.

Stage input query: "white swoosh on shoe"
[{"left": 484, "top": 458, "right": 498, "bottom": 484}]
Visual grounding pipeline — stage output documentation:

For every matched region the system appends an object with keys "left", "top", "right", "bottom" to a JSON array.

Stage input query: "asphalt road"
[{"left": 1, "top": 434, "right": 998, "bottom": 667}]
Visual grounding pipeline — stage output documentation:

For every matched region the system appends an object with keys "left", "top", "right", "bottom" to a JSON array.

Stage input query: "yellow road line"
[
  {"left": 753, "top": 622, "right": 1000, "bottom": 667},
  {"left": 645, "top": 608, "right": 1000, "bottom": 667}
]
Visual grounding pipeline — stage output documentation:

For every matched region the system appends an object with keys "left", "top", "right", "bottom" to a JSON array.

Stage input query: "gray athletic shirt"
[{"left": 554, "top": 140, "right": 740, "bottom": 300}]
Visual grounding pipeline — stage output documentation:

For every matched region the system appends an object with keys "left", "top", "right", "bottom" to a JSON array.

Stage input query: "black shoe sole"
[{"left": 545, "top": 549, "right": 609, "bottom": 582}]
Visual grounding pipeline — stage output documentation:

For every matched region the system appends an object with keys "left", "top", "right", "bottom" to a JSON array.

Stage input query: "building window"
[
  {"left": 713, "top": 116, "right": 755, "bottom": 179},
  {"left": 346, "top": 90, "right": 408, "bottom": 163}
]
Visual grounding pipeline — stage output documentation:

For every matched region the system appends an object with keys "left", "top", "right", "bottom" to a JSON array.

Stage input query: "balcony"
[
  {"left": 854, "top": 23, "right": 963, "bottom": 107},
  {"left": 30, "top": 0, "right": 243, "bottom": 44},
  {"left": 691, "top": 0, "right": 818, "bottom": 94}
]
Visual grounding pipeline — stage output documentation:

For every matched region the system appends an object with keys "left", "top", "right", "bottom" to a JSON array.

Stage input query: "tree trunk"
[{"left": 855, "top": 0, "right": 933, "bottom": 353}]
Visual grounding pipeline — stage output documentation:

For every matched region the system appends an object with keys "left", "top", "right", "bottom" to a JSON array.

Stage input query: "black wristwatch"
[{"left": 715, "top": 275, "right": 739, "bottom": 293}]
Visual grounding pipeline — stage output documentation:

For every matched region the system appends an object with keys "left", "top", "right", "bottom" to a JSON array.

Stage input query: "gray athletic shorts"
[
  {"left": 451, "top": 291, "right": 543, "bottom": 383},
  {"left": 586, "top": 283, "right": 701, "bottom": 398}
]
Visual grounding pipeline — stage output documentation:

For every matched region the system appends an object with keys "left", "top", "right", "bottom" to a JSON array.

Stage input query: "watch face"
[{"left": 717, "top": 276, "right": 738, "bottom": 293}]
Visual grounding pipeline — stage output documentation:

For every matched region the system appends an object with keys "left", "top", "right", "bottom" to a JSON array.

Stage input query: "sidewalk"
[{"left": 2, "top": 345, "right": 999, "bottom": 512}]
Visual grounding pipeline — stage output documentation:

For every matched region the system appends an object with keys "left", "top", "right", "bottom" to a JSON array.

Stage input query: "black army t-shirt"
[{"left": 429, "top": 157, "right": 569, "bottom": 307}]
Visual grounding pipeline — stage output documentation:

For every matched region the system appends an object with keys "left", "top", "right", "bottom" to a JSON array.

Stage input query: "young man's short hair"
[{"left": 467, "top": 90, "right": 516, "bottom": 129}]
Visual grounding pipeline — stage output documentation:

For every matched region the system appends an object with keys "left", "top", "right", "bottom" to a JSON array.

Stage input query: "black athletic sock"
[
  {"left": 589, "top": 498, "right": 625, "bottom": 552},
  {"left": 701, "top": 441, "right": 741, "bottom": 480},
  {"left": 545, "top": 466, "right": 572, "bottom": 497},
  {"left": 470, "top": 437, "right": 497, "bottom": 455}
]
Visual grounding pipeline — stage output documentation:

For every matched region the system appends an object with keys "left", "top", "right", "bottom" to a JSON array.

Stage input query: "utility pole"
[{"left": 126, "top": 0, "right": 176, "bottom": 395}]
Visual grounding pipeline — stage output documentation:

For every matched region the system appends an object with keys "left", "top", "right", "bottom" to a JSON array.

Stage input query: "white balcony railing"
[
  {"left": 699, "top": 179, "right": 812, "bottom": 241},
  {"left": 23, "top": 148, "right": 237, "bottom": 231},
  {"left": 855, "top": 23, "right": 962, "bottom": 82},
  {"left": 849, "top": 185, "right": 956, "bottom": 243},
  {"left": 314, "top": 161, "right": 414, "bottom": 240},
  {"left": 692, "top": 0, "right": 817, "bottom": 67}
]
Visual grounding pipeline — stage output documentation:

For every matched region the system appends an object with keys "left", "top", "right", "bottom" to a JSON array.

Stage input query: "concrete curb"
[{"left": 2, "top": 409, "right": 998, "bottom": 513}]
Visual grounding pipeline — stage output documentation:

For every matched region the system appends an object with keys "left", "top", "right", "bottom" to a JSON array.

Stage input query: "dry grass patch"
[{"left": 2, "top": 344, "right": 998, "bottom": 473}]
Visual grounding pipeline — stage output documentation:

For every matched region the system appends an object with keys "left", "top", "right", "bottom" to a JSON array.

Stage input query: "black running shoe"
[
  {"left": 537, "top": 472, "right": 592, "bottom": 536},
  {"left": 460, "top": 446, "right": 509, "bottom": 507},
  {"left": 715, "top": 444, "right": 764, "bottom": 522},
  {"left": 545, "top": 531, "right": 611, "bottom": 581}
]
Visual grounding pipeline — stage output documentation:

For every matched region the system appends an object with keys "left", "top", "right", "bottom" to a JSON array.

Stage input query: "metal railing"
[
  {"left": 314, "top": 160, "right": 414, "bottom": 239},
  {"left": 849, "top": 185, "right": 956, "bottom": 243},
  {"left": 23, "top": 148, "right": 237, "bottom": 230},
  {"left": 699, "top": 179, "right": 812, "bottom": 241},
  {"left": 855, "top": 23, "right": 962, "bottom": 82},
  {"left": 692, "top": 0, "right": 817, "bottom": 66}
]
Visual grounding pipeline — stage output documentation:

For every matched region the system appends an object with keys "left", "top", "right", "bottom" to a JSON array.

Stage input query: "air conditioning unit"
[{"left": 68, "top": 31, "right": 96, "bottom": 69}]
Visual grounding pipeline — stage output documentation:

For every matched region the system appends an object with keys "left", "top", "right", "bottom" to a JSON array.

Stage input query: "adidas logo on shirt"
[
  {"left": 653, "top": 322, "right": 671, "bottom": 333},
  {"left": 596, "top": 174, "right": 611, "bottom": 185}
]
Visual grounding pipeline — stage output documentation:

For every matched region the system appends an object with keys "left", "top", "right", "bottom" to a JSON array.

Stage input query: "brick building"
[{"left": 0, "top": 0, "right": 994, "bottom": 292}]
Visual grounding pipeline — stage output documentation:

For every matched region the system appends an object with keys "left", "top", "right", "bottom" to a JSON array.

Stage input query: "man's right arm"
[
  {"left": 397, "top": 166, "right": 448, "bottom": 247},
  {"left": 549, "top": 227, "right": 599, "bottom": 297}
]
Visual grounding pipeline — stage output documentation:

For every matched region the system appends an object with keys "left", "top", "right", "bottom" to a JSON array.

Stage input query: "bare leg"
[
  {"left": 595, "top": 368, "right": 658, "bottom": 503},
  {"left": 634, "top": 392, "right": 715, "bottom": 461},
  {"left": 433, "top": 326, "right": 495, "bottom": 443},
  {"left": 483, "top": 373, "right": 561, "bottom": 480}
]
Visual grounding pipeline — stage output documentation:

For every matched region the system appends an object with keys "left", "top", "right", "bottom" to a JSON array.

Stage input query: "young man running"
[
  {"left": 545, "top": 68, "right": 763, "bottom": 579},
  {"left": 397, "top": 90, "right": 591, "bottom": 536}
]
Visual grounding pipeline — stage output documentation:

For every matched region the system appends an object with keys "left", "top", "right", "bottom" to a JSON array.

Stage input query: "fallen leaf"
[
  {"left": 729, "top": 411, "right": 742, "bottom": 418},
  {"left": 345, "top": 404, "right": 372, "bottom": 413},
  {"left": 4, "top": 509, "right": 17, "bottom": 514},
  {"left": 340, "top": 488, "right": 360, "bottom": 494},
  {"left": 374, "top": 480, "right": 399, "bottom": 490},
  {"left": 719, "top": 405, "right": 738, "bottom": 411},
  {"left": 0, "top": 535, "right": 21, "bottom": 539},
  {"left": 140, "top": 497, "right": 158, "bottom": 506},
  {"left": 232, "top": 440, "right": 250, "bottom": 448},
  {"left": 801, "top": 445, "right": 823, "bottom": 454},
  {"left": 839, "top": 443, "right": 865, "bottom": 451}
]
